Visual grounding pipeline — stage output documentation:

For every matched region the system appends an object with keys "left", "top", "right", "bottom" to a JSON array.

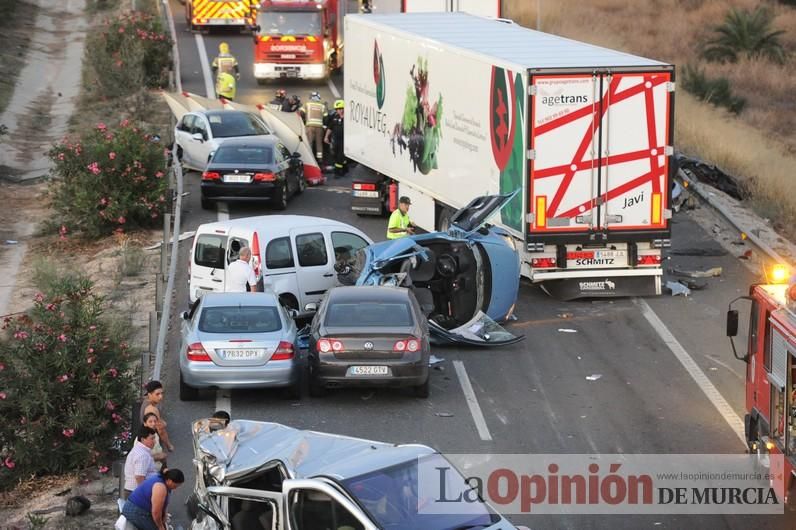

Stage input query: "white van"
[{"left": 189, "top": 215, "right": 373, "bottom": 309}]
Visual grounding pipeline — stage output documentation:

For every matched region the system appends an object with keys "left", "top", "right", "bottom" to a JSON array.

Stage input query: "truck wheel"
[
  {"left": 179, "top": 373, "right": 199, "bottom": 401},
  {"left": 436, "top": 207, "right": 453, "bottom": 231}
]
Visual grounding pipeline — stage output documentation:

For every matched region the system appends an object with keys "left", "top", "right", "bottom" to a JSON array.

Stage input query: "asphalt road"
[{"left": 159, "top": 3, "right": 791, "bottom": 528}]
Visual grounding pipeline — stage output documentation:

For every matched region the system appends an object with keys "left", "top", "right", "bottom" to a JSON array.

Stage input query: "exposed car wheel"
[
  {"left": 308, "top": 369, "right": 327, "bottom": 398},
  {"left": 271, "top": 181, "right": 288, "bottom": 210},
  {"left": 413, "top": 376, "right": 430, "bottom": 399},
  {"left": 436, "top": 207, "right": 453, "bottom": 231},
  {"left": 200, "top": 195, "right": 212, "bottom": 210},
  {"left": 179, "top": 373, "right": 199, "bottom": 401}
]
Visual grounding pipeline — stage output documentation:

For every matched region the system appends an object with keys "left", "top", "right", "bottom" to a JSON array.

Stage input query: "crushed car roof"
[{"left": 192, "top": 419, "right": 434, "bottom": 482}]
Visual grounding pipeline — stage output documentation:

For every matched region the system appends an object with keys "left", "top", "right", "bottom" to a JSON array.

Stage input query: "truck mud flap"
[{"left": 540, "top": 275, "right": 661, "bottom": 301}]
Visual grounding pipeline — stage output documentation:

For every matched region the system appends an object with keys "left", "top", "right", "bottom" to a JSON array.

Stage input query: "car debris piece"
[
  {"left": 557, "top": 312, "right": 574, "bottom": 319},
  {"left": 666, "top": 281, "right": 691, "bottom": 297},
  {"left": 558, "top": 328, "right": 578, "bottom": 333},
  {"left": 429, "top": 355, "right": 445, "bottom": 366},
  {"left": 669, "top": 266, "right": 722, "bottom": 278},
  {"left": 435, "top": 412, "right": 454, "bottom": 417},
  {"left": 669, "top": 247, "right": 727, "bottom": 257},
  {"left": 144, "top": 230, "right": 196, "bottom": 250},
  {"left": 678, "top": 278, "right": 707, "bottom": 290},
  {"left": 585, "top": 374, "right": 602, "bottom": 381}
]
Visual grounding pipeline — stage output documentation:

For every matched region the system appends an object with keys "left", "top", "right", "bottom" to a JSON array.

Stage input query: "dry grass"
[{"left": 503, "top": 0, "right": 796, "bottom": 239}]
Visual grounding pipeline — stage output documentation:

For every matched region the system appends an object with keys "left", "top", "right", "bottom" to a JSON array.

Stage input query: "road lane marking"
[
  {"left": 215, "top": 389, "right": 231, "bottom": 417},
  {"left": 194, "top": 32, "right": 216, "bottom": 98},
  {"left": 634, "top": 298, "right": 746, "bottom": 446},
  {"left": 327, "top": 77, "right": 341, "bottom": 99},
  {"left": 453, "top": 360, "right": 492, "bottom": 441}
]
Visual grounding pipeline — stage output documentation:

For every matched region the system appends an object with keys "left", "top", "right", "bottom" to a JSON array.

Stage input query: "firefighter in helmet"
[
  {"left": 212, "top": 42, "right": 239, "bottom": 101},
  {"left": 301, "top": 92, "right": 327, "bottom": 165},
  {"left": 270, "top": 89, "right": 287, "bottom": 111},
  {"left": 324, "top": 100, "right": 347, "bottom": 177}
]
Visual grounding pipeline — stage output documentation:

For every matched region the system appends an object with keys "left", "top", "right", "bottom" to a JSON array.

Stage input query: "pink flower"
[
  {"left": 87, "top": 162, "right": 101, "bottom": 175},
  {"left": 0, "top": 392, "right": 6, "bottom": 400},
  {"left": 57, "top": 153, "right": 65, "bottom": 161},
  {"left": 34, "top": 292, "right": 44, "bottom": 303},
  {"left": 120, "top": 119, "right": 129, "bottom": 127},
  {"left": 45, "top": 303, "right": 56, "bottom": 311},
  {"left": 13, "top": 331, "right": 28, "bottom": 340},
  {"left": 108, "top": 368, "right": 118, "bottom": 378},
  {"left": 3, "top": 457, "right": 15, "bottom": 469},
  {"left": 111, "top": 412, "right": 122, "bottom": 424},
  {"left": 58, "top": 333, "right": 67, "bottom": 342},
  {"left": 62, "top": 428, "right": 75, "bottom": 438},
  {"left": 117, "top": 216, "right": 126, "bottom": 224},
  {"left": 96, "top": 122, "right": 107, "bottom": 131},
  {"left": 105, "top": 400, "right": 115, "bottom": 411},
  {"left": 57, "top": 374, "right": 69, "bottom": 383},
  {"left": 89, "top": 325, "right": 97, "bottom": 331},
  {"left": 0, "top": 363, "right": 5, "bottom": 371},
  {"left": 86, "top": 355, "right": 95, "bottom": 365},
  {"left": 98, "top": 465, "right": 109, "bottom": 474},
  {"left": 109, "top": 152, "right": 116, "bottom": 160}
]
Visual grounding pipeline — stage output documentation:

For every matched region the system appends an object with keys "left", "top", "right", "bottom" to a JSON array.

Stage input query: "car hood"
[
  {"left": 367, "top": 238, "right": 428, "bottom": 269},
  {"left": 449, "top": 190, "right": 520, "bottom": 234}
]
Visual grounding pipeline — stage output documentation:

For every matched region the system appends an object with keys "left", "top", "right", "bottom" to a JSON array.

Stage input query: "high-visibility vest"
[
  {"left": 213, "top": 54, "right": 237, "bottom": 75},
  {"left": 303, "top": 101, "right": 326, "bottom": 127}
]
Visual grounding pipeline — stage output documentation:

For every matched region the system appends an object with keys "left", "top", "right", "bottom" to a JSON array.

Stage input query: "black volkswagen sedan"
[
  {"left": 307, "top": 286, "right": 431, "bottom": 398},
  {"left": 200, "top": 136, "right": 305, "bottom": 210}
]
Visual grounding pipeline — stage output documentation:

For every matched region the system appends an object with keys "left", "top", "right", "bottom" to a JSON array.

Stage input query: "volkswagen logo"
[{"left": 363, "top": 341, "right": 374, "bottom": 351}]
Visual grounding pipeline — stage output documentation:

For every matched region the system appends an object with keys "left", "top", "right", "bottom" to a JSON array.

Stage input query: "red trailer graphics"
[
  {"left": 529, "top": 72, "right": 673, "bottom": 237},
  {"left": 252, "top": 0, "right": 342, "bottom": 81}
]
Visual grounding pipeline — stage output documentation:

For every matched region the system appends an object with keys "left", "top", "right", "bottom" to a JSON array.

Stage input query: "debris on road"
[
  {"left": 429, "top": 355, "right": 445, "bottom": 366},
  {"left": 585, "top": 374, "right": 602, "bottom": 381},
  {"left": 557, "top": 312, "right": 573, "bottom": 319},
  {"left": 558, "top": 328, "right": 578, "bottom": 333},
  {"left": 669, "top": 266, "right": 722, "bottom": 278},
  {"left": 669, "top": 247, "right": 727, "bottom": 257},
  {"left": 678, "top": 278, "right": 707, "bottom": 290},
  {"left": 666, "top": 281, "right": 691, "bottom": 297},
  {"left": 435, "top": 412, "right": 454, "bottom": 418},
  {"left": 739, "top": 249, "right": 753, "bottom": 260}
]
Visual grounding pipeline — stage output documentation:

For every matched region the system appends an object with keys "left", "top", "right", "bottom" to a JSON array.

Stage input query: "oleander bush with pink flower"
[
  {"left": 0, "top": 271, "right": 136, "bottom": 491},
  {"left": 88, "top": 10, "right": 173, "bottom": 98},
  {"left": 48, "top": 120, "right": 169, "bottom": 238}
]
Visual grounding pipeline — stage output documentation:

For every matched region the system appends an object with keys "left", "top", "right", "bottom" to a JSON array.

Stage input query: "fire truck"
[
  {"left": 186, "top": 0, "right": 256, "bottom": 31},
  {"left": 251, "top": 0, "right": 343, "bottom": 82},
  {"left": 727, "top": 264, "right": 796, "bottom": 505}
]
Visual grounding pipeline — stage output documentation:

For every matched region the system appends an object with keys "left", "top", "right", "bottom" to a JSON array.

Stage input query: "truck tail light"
[
  {"left": 187, "top": 342, "right": 212, "bottom": 362},
  {"left": 394, "top": 338, "right": 420, "bottom": 352},
  {"left": 272, "top": 341, "right": 295, "bottom": 360},
  {"left": 353, "top": 182, "right": 376, "bottom": 191},
  {"left": 202, "top": 171, "right": 221, "bottom": 181},
  {"left": 531, "top": 258, "right": 557, "bottom": 269},
  {"left": 254, "top": 172, "right": 276, "bottom": 182},
  {"left": 637, "top": 255, "right": 662, "bottom": 266},
  {"left": 318, "top": 338, "right": 344, "bottom": 353}
]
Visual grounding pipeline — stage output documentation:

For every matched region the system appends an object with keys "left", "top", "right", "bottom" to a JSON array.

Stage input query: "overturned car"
[
  {"left": 339, "top": 192, "right": 523, "bottom": 346},
  {"left": 188, "top": 418, "right": 525, "bottom": 530}
]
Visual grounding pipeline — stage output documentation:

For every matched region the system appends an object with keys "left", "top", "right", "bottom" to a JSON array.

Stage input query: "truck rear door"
[{"left": 528, "top": 70, "right": 673, "bottom": 238}]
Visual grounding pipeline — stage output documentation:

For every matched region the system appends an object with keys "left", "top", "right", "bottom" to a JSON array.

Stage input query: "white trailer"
[
  {"left": 363, "top": 0, "right": 500, "bottom": 17},
  {"left": 345, "top": 13, "right": 675, "bottom": 299}
]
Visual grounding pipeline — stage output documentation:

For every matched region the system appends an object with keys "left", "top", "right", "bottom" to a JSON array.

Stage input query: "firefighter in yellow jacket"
[
  {"left": 300, "top": 92, "right": 327, "bottom": 165},
  {"left": 212, "top": 42, "right": 239, "bottom": 101}
]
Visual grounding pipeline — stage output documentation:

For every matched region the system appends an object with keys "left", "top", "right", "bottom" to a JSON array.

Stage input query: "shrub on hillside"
[
  {"left": 48, "top": 121, "right": 169, "bottom": 238},
  {"left": 87, "top": 11, "right": 172, "bottom": 98},
  {"left": 0, "top": 272, "right": 136, "bottom": 491},
  {"left": 681, "top": 64, "right": 746, "bottom": 115},
  {"left": 702, "top": 6, "right": 788, "bottom": 64}
]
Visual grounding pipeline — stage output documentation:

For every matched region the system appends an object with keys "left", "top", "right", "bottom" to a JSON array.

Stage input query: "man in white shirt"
[
  {"left": 227, "top": 246, "right": 259, "bottom": 293},
  {"left": 122, "top": 426, "right": 158, "bottom": 498}
]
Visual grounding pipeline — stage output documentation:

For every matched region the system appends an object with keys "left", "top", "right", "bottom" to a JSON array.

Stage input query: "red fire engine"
[
  {"left": 728, "top": 264, "right": 796, "bottom": 505},
  {"left": 251, "top": 0, "right": 343, "bottom": 82}
]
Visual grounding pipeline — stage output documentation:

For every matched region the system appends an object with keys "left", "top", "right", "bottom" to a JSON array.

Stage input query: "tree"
[{"left": 702, "top": 6, "right": 788, "bottom": 64}]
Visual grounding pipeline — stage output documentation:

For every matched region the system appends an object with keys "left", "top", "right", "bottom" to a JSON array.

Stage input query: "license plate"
[
  {"left": 224, "top": 174, "right": 251, "bottom": 183},
  {"left": 285, "top": 71, "right": 298, "bottom": 78},
  {"left": 595, "top": 250, "right": 625, "bottom": 259},
  {"left": 218, "top": 349, "right": 263, "bottom": 360},
  {"left": 349, "top": 366, "right": 389, "bottom": 376},
  {"left": 281, "top": 54, "right": 296, "bottom": 59},
  {"left": 353, "top": 190, "right": 380, "bottom": 198}
]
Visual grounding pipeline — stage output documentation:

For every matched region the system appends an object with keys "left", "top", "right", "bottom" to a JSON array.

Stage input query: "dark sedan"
[
  {"left": 200, "top": 136, "right": 305, "bottom": 210},
  {"left": 307, "top": 286, "right": 431, "bottom": 398}
]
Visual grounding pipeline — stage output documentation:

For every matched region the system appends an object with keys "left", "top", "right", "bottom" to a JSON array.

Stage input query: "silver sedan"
[{"left": 178, "top": 292, "right": 301, "bottom": 401}]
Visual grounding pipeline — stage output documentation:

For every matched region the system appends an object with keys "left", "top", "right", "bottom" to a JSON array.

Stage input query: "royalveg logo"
[{"left": 373, "top": 40, "right": 386, "bottom": 109}]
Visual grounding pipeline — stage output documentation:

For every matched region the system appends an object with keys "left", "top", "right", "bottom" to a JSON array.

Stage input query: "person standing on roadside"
[
  {"left": 324, "top": 100, "right": 347, "bottom": 177},
  {"left": 122, "top": 467, "right": 185, "bottom": 530},
  {"left": 122, "top": 426, "right": 159, "bottom": 499},
  {"left": 140, "top": 381, "right": 175, "bottom": 453},
  {"left": 387, "top": 196, "right": 417, "bottom": 240},
  {"left": 227, "top": 246, "right": 262, "bottom": 293},
  {"left": 301, "top": 92, "right": 327, "bottom": 166},
  {"left": 143, "top": 412, "right": 168, "bottom": 471}
]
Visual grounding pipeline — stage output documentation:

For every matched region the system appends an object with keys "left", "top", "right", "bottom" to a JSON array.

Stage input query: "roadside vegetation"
[
  {"left": 0, "top": 0, "right": 38, "bottom": 116},
  {"left": 0, "top": 267, "right": 137, "bottom": 492},
  {"left": 504, "top": 0, "right": 796, "bottom": 239}
]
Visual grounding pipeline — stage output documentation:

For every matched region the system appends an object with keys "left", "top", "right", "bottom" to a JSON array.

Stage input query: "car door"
[
  {"left": 331, "top": 230, "right": 370, "bottom": 280},
  {"left": 292, "top": 230, "right": 335, "bottom": 308},
  {"left": 176, "top": 114, "right": 196, "bottom": 167},
  {"left": 223, "top": 230, "right": 250, "bottom": 290},
  {"left": 264, "top": 234, "right": 300, "bottom": 308},
  {"left": 192, "top": 114, "right": 214, "bottom": 170},
  {"left": 190, "top": 231, "right": 228, "bottom": 302},
  {"left": 202, "top": 486, "right": 282, "bottom": 530},
  {"left": 283, "top": 479, "right": 375, "bottom": 530}
]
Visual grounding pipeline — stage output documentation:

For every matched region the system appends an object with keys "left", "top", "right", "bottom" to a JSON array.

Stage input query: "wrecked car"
[
  {"left": 341, "top": 192, "right": 523, "bottom": 346},
  {"left": 188, "top": 418, "right": 526, "bottom": 530}
]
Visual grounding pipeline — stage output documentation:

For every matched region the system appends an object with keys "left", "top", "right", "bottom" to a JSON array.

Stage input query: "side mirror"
[
  {"left": 191, "top": 132, "right": 205, "bottom": 143},
  {"left": 726, "top": 309, "right": 739, "bottom": 337},
  {"left": 181, "top": 311, "right": 190, "bottom": 320},
  {"left": 304, "top": 302, "right": 318, "bottom": 313},
  {"left": 288, "top": 308, "right": 299, "bottom": 319}
]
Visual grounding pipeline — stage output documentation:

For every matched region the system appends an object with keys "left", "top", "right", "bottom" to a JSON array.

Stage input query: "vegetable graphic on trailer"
[
  {"left": 389, "top": 56, "right": 444, "bottom": 175},
  {"left": 529, "top": 72, "right": 672, "bottom": 234}
]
